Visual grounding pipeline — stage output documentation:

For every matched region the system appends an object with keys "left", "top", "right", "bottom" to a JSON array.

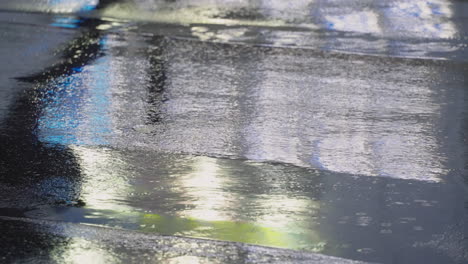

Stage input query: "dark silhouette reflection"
[
  {"left": 96, "top": 0, "right": 128, "bottom": 10},
  {"left": 146, "top": 36, "right": 168, "bottom": 124},
  {"left": 0, "top": 17, "right": 107, "bottom": 206},
  {"left": 0, "top": 14, "right": 114, "bottom": 262},
  {"left": 0, "top": 218, "right": 72, "bottom": 263}
]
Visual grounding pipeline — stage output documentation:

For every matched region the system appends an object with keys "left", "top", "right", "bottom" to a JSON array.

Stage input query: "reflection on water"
[
  {"left": 140, "top": 213, "right": 293, "bottom": 248},
  {"left": 27, "top": 146, "right": 468, "bottom": 263},
  {"left": 1, "top": 1, "right": 468, "bottom": 263},
  {"left": 315, "top": 0, "right": 457, "bottom": 38},
  {"left": 50, "top": 238, "right": 118, "bottom": 264},
  {"left": 71, "top": 146, "right": 132, "bottom": 212},
  {"left": 1, "top": 0, "right": 99, "bottom": 13},
  {"left": 177, "top": 156, "right": 230, "bottom": 221},
  {"left": 51, "top": 146, "right": 321, "bottom": 250},
  {"left": 38, "top": 49, "right": 113, "bottom": 145},
  {"left": 1, "top": 216, "right": 339, "bottom": 264},
  {"left": 27, "top": 7, "right": 458, "bottom": 181},
  {"left": 382, "top": 0, "right": 457, "bottom": 39},
  {"left": 1, "top": 0, "right": 467, "bottom": 59},
  {"left": 322, "top": 9, "right": 382, "bottom": 35}
]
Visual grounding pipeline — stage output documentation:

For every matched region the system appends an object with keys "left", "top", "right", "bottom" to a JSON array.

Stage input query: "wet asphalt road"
[{"left": 1, "top": 1, "right": 468, "bottom": 263}]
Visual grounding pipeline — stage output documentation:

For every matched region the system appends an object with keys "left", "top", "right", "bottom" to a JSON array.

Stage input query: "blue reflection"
[
  {"left": 80, "top": 4, "right": 97, "bottom": 12},
  {"left": 37, "top": 73, "right": 85, "bottom": 145},
  {"left": 50, "top": 17, "right": 83, "bottom": 29},
  {"left": 50, "top": 0, "right": 98, "bottom": 12},
  {"left": 37, "top": 37, "right": 112, "bottom": 146},
  {"left": 50, "top": 23, "right": 80, "bottom": 29},
  {"left": 71, "top": 67, "right": 84, "bottom": 73},
  {"left": 85, "top": 47, "right": 112, "bottom": 145},
  {"left": 48, "top": 1, "right": 98, "bottom": 28}
]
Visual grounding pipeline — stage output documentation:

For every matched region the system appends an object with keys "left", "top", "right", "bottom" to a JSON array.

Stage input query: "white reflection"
[
  {"left": 50, "top": 238, "right": 116, "bottom": 264},
  {"left": 241, "top": 54, "right": 447, "bottom": 181},
  {"left": 2, "top": 0, "right": 99, "bottom": 13},
  {"left": 314, "top": 0, "right": 457, "bottom": 39},
  {"left": 382, "top": 0, "right": 456, "bottom": 39},
  {"left": 178, "top": 157, "right": 231, "bottom": 221},
  {"left": 242, "top": 61, "right": 307, "bottom": 166},
  {"left": 49, "top": 0, "right": 98, "bottom": 12},
  {"left": 172, "top": 156, "right": 322, "bottom": 249},
  {"left": 71, "top": 145, "right": 133, "bottom": 212},
  {"left": 324, "top": 10, "right": 382, "bottom": 34}
]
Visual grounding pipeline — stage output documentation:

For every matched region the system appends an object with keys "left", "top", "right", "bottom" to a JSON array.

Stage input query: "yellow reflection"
[{"left": 141, "top": 213, "right": 289, "bottom": 248}]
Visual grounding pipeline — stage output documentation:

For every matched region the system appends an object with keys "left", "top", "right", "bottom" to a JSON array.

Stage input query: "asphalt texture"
[{"left": 0, "top": 1, "right": 468, "bottom": 263}]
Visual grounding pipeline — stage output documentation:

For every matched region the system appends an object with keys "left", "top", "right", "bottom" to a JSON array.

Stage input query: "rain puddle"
[
  {"left": 18, "top": 145, "right": 468, "bottom": 263},
  {"left": 0, "top": 1, "right": 468, "bottom": 263}
]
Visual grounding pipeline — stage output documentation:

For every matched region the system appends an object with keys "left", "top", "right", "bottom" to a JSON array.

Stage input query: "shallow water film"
[{"left": 0, "top": 1, "right": 468, "bottom": 263}]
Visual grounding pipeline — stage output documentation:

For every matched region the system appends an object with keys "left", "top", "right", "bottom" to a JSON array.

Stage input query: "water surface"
[{"left": 0, "top": 1, "right": 468, "bottom": 263}]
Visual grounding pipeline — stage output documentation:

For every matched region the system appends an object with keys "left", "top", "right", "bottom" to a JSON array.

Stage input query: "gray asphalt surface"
[
  {"left": 0, "top": 216, "right": 370, "bottom": 264},
  {"left": 0, "top": 1, "right": 467, "bottom": 263}
]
